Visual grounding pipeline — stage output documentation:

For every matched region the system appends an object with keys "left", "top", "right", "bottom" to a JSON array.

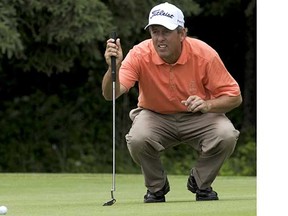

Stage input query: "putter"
[{"left": 103, "top": 31, "right": 117, "bottom": 206}]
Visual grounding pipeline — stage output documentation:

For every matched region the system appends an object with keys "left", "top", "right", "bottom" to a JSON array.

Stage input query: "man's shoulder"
[
  {"left": 185, "top": 37, "right": 212, "bottom": 48},
  {"left": 125, "top": 39, "right": 154, "bottom": 63},
  {"left": 132, "top": 39, "right": 153, "bottom": 54},
  {"left": 184, "top": 37, "right": 218, "bottom": 60}
]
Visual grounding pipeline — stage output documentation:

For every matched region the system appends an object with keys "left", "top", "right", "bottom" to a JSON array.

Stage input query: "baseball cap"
[{"left": 144, "top": 2, "right": 185, "bottom": 30}]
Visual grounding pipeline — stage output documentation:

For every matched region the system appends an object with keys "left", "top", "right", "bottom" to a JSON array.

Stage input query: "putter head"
[{"left": 103, "top": 198, "right": 116, "bottom": 206}]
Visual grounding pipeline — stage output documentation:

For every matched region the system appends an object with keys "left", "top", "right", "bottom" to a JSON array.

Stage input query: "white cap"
[{"left": 144, "top": 2, "right": 185, "bottom": 30}]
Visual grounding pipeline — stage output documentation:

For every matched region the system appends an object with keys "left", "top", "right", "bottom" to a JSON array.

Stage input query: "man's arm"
[{"left": 102, "top": 66, "right": 126, "bottom": 101}]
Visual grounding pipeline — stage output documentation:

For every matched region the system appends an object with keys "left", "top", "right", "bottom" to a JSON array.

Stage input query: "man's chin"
[{"left": 157, "top": 52, "right": 169, "bottom": 60}]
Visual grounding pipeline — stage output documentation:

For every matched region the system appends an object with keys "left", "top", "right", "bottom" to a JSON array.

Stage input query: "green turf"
[{"left": 0, "top": 174, "right": 256, "bottom": 216}]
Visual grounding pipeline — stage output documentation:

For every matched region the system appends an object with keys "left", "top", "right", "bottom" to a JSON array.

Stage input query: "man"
[{"left": 102, "top": 2, "right": 242, "bottom": 203}]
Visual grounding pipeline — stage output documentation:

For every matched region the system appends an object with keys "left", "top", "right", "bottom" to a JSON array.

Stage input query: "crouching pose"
[{"left": 102, "top": 2, "right": 242, "bottom": 203}]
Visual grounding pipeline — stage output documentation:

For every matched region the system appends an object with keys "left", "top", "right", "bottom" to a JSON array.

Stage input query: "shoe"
[
  {"left": 187, "top": 175, "right": 219, "bottom": 201},
  {"left": 196, "top": 187, "right": 219, "bottom": 201},
  {"left": 144, "top": 179, "right": 170, "bottom": 203},
  {"left": 187, "top": 175, "right": 198, "bottom": 193}
]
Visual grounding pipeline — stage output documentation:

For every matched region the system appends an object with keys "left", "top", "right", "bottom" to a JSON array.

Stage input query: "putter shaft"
[{"left": 103, "top": 32, "right": 117, "bottom": 206}]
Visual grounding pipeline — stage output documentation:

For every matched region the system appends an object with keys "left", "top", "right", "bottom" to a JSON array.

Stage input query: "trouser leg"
[
  {"left": 125, "top": 108, "right": 178, "bottom": 193},
  {"left": 182, "top": 113, "right": 240, "bottom": 189}
]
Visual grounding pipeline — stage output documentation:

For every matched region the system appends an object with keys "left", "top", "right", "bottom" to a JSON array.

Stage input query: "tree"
[
  {"left": 0, "top": 0, "right": 24, "bottom": 59},
  {"left": 0, "top": 0, "right": 113, "bottom": 75},
  {"left": 0, "top": 0, "right": 115, "bottom": 172}
]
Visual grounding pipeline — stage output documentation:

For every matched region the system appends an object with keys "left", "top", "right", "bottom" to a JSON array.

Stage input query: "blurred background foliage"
[{"left": 0, "top": 0, "right": 256, "bottom": 176}]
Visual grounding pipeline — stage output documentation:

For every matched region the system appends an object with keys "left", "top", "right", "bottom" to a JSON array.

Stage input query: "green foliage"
[
  {"left": 0, "top": 83, "right": 112, "bottom": 172},
  {"left": 0, "top": 0, "right": 202, "bottom": 74},
  {"left": 0, "top": 0, "right": 24, "bottom": 58},
  {"left": 0, "top": 0, "right": 113, "bottom": 74},
  {"left": 160, "top": 145, "right": 197, "bottom": 175}
]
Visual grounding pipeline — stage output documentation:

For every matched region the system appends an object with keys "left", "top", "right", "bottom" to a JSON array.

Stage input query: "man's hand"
[
  {"left": 102, "top": 37, "right": 126, "bottom": 101},
  {"left": 181, "top": 94, "right": 242, "bottom": 113},
  {"left": 181, "top": 96, "right": 211, "bottom": 113},
  {"left": 104, "top": 38, "right": 123, "bottom": 69}
]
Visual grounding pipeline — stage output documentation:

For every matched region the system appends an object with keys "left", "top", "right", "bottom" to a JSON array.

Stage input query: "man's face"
[{"left": 149, "top": 25, "right": 185, "bottom": 64}]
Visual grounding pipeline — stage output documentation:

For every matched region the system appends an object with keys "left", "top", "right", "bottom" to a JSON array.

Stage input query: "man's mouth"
[
  {"left": 158, "top": 44, "right": 167, "bottom": 48},
  {"left": 158, "top": 44, "right": 168, "bottom": 51}
]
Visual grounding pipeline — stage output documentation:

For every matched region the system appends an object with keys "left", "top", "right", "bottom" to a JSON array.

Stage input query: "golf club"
[{"left": 103, "top": 31, "right": 117, "bottom": 206}]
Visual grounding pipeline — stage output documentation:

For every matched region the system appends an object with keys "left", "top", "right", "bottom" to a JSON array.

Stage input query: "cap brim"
[{"left": 144, "top": 22, "right": 178, "bottom": 31}]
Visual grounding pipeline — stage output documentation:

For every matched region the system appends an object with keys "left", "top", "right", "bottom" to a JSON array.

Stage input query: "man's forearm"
[
  {"left": 102, "top": 68, "right": 122, "bottom": 101},
  {"left": 206, "top": 95, "right": 242, "bottom": 113}
]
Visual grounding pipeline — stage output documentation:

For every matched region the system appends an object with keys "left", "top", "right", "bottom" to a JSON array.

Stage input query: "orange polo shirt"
[{"left": 119, "top": 37, "right": 240, "bottom": 114}]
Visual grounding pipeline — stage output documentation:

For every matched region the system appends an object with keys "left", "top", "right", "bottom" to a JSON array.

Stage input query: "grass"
[{"left": 0, "top": 174, "right": 256, "bottom": 216}]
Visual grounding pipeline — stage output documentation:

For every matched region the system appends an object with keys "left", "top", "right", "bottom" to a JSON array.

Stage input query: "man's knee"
[
  {"left": 125, "top": 133, "right": 141, "bottom": 164},
  {"left": 126, "top": 130, "right": 152, "bottom": 164},
  {"left": 126, "top": 130, "right": 164, "bottom": 163},
  {"left": 216, "top": 127, "right": 240, "bottom": 155},
  {"left": 126, "top": 133, "right": 145, "bottom": 155}
]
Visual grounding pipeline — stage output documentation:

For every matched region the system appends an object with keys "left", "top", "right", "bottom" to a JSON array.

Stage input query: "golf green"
[{"left": 0, "top": 174, "right": 256, "bottom": 216}]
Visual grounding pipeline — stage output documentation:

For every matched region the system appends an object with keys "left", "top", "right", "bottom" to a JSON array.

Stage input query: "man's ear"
[{"left": 180, "top": 28, "right": 187, "bottom": 41}]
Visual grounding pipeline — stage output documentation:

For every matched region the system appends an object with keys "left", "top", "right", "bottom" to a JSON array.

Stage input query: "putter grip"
[{"left": 111, "top": 32, "right": 117, "bottom": 82}]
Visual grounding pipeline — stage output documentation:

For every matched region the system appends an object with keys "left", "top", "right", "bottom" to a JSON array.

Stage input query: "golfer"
[{"left": 102, "top": 2, "right": 242, "bottom": 203}]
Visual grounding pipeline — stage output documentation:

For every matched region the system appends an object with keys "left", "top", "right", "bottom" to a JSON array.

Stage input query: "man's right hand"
[
  {"left": 104, "top": 38, "right": 123, "bottom": 69},
  {"left": 102, "top": 38, "right": 126, "bottom": 101}
]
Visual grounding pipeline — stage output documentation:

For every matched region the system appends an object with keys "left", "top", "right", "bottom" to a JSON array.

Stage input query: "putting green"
[{"left": 0, "top": 174, "right": 256, "bottom": 216}]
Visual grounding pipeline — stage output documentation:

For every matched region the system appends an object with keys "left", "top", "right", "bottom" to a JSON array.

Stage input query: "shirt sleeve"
[
  {"left": 204, "top": 55, "right": 241, "bottom": 98},
  {"left": 119, "top": 49, "right": 140, "bottom": 92}
]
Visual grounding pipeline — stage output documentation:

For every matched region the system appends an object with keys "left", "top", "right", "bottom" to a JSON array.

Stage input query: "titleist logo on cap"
[{"left": 150, "top": 9, "right": 174, "bottom": 19}]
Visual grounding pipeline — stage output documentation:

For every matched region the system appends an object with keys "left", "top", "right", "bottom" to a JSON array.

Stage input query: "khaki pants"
[{"left": 126, "top": 108, "right": 239, "bottom": 193}]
